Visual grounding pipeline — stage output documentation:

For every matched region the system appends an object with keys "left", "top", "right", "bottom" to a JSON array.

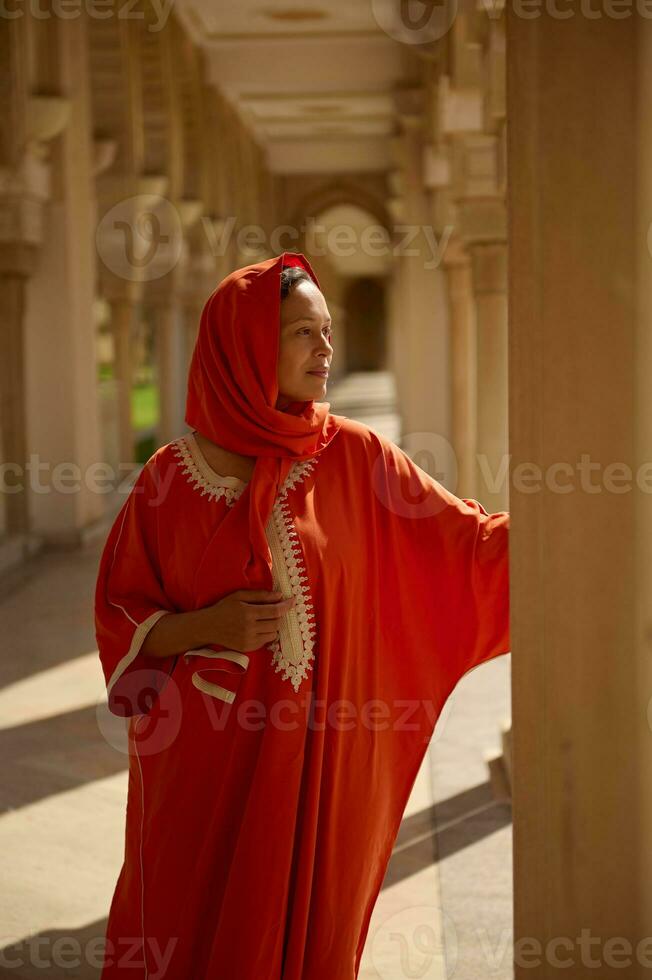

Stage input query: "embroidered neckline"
[
  {"left": 170, "top": 433, "right": 318, "bottom": 505},
  {"left": 171, "top": 434, "right": 247, "bottom": 505},
  {"left": 185, "top": 431, "right": 248, "bottom": 488},
  {"left": 170, "top": 432, "right": 319, "bottom": 696}
]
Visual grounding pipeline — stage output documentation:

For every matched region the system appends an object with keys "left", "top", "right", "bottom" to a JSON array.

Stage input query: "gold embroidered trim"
[
  {"left": 265, "top": 495, "right": 317, "bottom": 691},
  {"left": 170, "top": 435, "right": 246, "bottom": 505},
  {"left": 171, "top": 433, "right": 319, "bottom": 696},
  {"left": 106, "top": 608, "right": 172, "bottom": 699},
  {"left": 171, "top": 433, "right": 317, "bottom": 505}
]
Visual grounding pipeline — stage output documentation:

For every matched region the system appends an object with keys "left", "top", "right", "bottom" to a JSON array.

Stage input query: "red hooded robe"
[{"left": 94, "top": 250, "right": 510, "bottom": 979}]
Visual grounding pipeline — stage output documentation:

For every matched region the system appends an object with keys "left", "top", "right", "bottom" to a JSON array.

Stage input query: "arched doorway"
[{"left": 342, "top": 276, "right": 387, "bottom": 372}]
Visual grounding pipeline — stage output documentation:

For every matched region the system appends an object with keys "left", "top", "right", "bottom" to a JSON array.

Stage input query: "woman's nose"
[{"left": 316, "top": 336, "right": 333, "bottom": 356}]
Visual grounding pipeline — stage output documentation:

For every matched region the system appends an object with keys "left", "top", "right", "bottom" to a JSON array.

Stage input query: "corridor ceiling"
[{"left": 175, "top": 0, "right": 409, "bottom": 174}]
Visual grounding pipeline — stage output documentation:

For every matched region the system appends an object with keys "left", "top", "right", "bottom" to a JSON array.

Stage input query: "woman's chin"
[
  {"left": 280, "top": 380, "right": 327, "bottom": 404},
  {"left": 304, "top": 381, "right": 327, "bottom": 400},
  {"left": 277, "top": 391, "right": 324, "bottom": 410}
]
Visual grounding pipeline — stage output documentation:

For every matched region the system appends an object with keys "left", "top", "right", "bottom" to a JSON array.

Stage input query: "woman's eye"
[{"left": 296, "top": 326, "right": 333, "bottom": 337}]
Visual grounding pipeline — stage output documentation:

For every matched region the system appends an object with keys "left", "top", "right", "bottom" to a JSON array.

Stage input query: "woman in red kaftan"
[{"left": 94, "top": 250, "right": 510, "bottom": 979}]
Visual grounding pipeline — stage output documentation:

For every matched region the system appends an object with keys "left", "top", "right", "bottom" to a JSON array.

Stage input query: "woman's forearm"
[{"left": 141, "top": 608, "right": 211, "bottom": 659}]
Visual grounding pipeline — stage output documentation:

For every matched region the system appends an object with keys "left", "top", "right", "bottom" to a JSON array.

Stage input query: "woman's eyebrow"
[{"left": 286, "top": 315, "right": 332, "bottom": 325}]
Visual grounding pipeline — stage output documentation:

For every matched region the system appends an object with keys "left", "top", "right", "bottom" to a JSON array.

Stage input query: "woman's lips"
[{"left": 307, "top": 370, "right": 328, "bottom": 376}]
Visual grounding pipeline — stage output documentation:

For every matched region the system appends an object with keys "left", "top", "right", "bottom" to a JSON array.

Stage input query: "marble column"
[
  {"left": 0, "top": 265, "right": 31, "bottom": 538},
  {"left": 508, "top": 9, "right": 652, "bottom": 972},
  {"left": 0, "top": 145, "right": 59, "bottom": 554},
  {"left": 107, "top": 294, "right": 137, "bottom": 467},
  {"left": 442, "top": 244, "right": 477, "bottom": 500},
  {"left": 468, "top": 239, "right": 508, "bottom": 511},
  {"left": 96, "top": 179, "right": 168, "bottom": 469},
  {"left": 22, "top": 16, "right": 108, "bottom": 546},
  {"left": 391, "top": 89, "right": 451, "bottom": 449},
  {"left": 150, "top": 295, "right": 186, "bottom": 446}
]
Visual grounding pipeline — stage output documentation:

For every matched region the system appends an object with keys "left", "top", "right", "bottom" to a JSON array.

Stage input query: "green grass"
[
  {"left": 97, "top": 364, "right": 160, "bottom": 464},
  {"left": 131, "top": 383, "right": 159, "bottom": 430}
]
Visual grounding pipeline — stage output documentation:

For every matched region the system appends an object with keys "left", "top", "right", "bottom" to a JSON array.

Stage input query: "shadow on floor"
[
  {"left": 383, "top": 781, "right": 512, "bottom": 889},
  {"left": 0, "top": 920, "right": 107, "bottom": 979}
]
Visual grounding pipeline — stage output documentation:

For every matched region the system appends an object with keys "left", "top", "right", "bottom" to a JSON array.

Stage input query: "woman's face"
[{"left": 276, "top": 281, "right": 334, "bottom": 410}]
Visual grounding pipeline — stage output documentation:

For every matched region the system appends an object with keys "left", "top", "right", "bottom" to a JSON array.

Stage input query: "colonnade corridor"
[{"left": 2, "top": 0, "right": 652, "bottom": 977}]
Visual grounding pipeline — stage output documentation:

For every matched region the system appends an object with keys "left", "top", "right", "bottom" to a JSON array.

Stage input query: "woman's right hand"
[{"left": 199, "top": 589, "right": 296, "bottom": 653}]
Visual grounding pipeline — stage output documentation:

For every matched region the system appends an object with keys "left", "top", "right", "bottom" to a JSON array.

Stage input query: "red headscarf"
[{"left": 184, "top": 250, "right": 343, "bottom": 597}]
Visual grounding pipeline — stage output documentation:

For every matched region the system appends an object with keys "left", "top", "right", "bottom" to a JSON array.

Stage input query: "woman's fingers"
[
  {"left": 254, "top": 597, "right": 296, "bottom": 640},
  {"left": 252, "top": 596, "right": 295, "bottom": 622}
]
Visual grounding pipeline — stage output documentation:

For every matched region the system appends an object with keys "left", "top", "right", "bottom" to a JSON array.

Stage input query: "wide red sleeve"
[
  {"left": 434, "top": 492, "right": 510, "bottom": 686},
  {"left": 94, "top": 459, "right": 178, "bottom": 717},
  {"left": 371, "top": 433, "right": 510, "bottom": 704}
]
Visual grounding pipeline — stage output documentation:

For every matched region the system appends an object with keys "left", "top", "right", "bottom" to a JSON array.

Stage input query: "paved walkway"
[{"left": 0, "top": 495, "right": 512, "bottom": 980}]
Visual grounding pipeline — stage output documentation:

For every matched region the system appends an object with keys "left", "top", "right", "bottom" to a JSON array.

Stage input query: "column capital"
[
  {"left": 436, "top": 74, "right": 484, "bottom": 139},
  {"left": 96, "top": 175, "right": 187, "bottom": 295},
  {"left": 457, "top": 199, "right": 507, "bottom": 246},
  {"left": 25, "top": 95, "right": 72, "bottom": 158},
  {"left": 96, "top": 173, "right": 170, "bottom": 210},
  {"left": 451, "top": 131, "right": 504, "bottom": 199},
  {"left": 450, "top": 131, "right": 507, "bottom": 246},
  {"left": 0, "top": 152, "right": 53, "bottom": 270},
  {"left": 421, "top": 141, "right": 460, "bottom": 237},
  {"left": 93, "top": 138, "right": 119, "bottom": 178}
]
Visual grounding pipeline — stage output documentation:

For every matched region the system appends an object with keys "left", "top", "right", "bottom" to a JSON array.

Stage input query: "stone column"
[
  {"left": 149, "top": 220, "right": 206, "bottom": 445},
  {"left": 0, "top": 258, "right": 32, "bottom": 539},
  {"left": 180, "top": 251, "right": 214, "bottom": 383},
  {"left": 426, "top": 68, "right": 502, "bottom": 503},
  {"left": 0, "top": 19, "right": 48, "bottom": 557},
  {"left": 107, "top": 292, "right": 138, "bottom": 467},
  {"left": 424, "top": 130, "right": 479, "bottom": 500},
  {"left": 442, "top": 244, "right": 477, "bottom": 500},
  {"left": 22, "top": 16, "right": 109, "bottom": 545},
  {"left": 96, "top": 176, "right": 168, "bottom": 468},
  {"left": 467, "top": 238, "right": 508, "bottom": 511},
  {"left": 390, "top": 87, "right": 451, "bottom": 449},
  {"left": 451, "top": 131, "right": 509, "bottom": 513},
  {"left": 149, "top": 291, "right": 186, "bottom": 445},
  {"left": 0, "top": 143, "right": 65, "bottom": 552},
  {"left": 507, "top": 9, "right": 652, "bottom": 972}
]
